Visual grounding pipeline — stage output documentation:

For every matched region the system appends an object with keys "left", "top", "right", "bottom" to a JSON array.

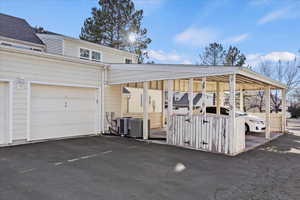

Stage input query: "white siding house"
[
  {"left": 0, "top": 13, "right": 139, "bottom": 146},
  {"left": 0, "top": 46, "right": 104, "bottom": 144},
  {"left": 0, "top": 14, "right": 288, "bottom": 155}
]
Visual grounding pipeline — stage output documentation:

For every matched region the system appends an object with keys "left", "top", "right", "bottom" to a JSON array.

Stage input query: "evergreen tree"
[
  {"left": 80, "top": 0, "right": 151, "bottom": 63},
  {"left": 225, "top": 46, "right": 246, "bottom": 66},
  {"left": 199, "top": 43, "right": 226, "bottom": 65}
]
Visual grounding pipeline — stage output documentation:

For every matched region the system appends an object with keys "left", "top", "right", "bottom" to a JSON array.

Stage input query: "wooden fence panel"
[
  {"left": 169, "top": 114, "right": 228, "bottom": 153},
  {"left": 168, "top": 114, "right": 245, "bottom": 155}
]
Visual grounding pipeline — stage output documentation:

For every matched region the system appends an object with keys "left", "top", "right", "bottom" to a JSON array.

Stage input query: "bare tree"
[{"left": 256, "top": 59, "right": 300, "bottom": 112}]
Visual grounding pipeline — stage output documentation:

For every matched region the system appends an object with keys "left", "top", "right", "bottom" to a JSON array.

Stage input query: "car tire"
[{"left": 245, "top": 124, "right": 250, "bottom": 135}]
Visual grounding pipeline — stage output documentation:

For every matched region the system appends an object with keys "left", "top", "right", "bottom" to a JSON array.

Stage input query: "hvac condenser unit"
[
  {"left": 116, "top": 117, "right": 131, "bottom": 136},
  {"left": 128, "top": 118, "right": 150, "bottom": 138}
]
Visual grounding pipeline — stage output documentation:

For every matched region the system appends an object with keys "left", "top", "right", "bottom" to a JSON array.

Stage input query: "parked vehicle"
[{"left": 205, "top": 106, "right": 266, "bottom": 134}]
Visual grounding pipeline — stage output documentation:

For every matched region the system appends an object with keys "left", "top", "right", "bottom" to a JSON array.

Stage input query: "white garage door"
[
  {"left": 30, "top": 84, "right": 98, "bottom": 141},
  {"left": 0, "top": 82, "right": 9, "bottom": 144}
]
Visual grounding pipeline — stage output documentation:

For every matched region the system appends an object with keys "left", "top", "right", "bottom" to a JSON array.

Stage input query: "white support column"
[
  {"left": 201, "top": 77, "right": 207, "bottom": 115},
  {"left": 100, "top": 70, "right": 105, "bottom": 133},
  {"left": 281, "top": 88, "right": 287, "bottom": 133},
  {"left": 220, "top": 84, "right": 224, "bottom": 106},
  {"left": 167, "top": 80, "right": 173, "bottom": 143},
  {"left": 143, "top": 82, "right": 149, "bottom": 140},
  {"left": 240, "top": 88, "right": 244, "bottom": 112},
  {"left": 161, "top": 80, "right": 166, "bottom": 128},
  {"left": 229, "top": 74, "right": 236, "bottom": 154},
  {"left": 188, "top": 78, "right": 194, "bottom": 117},
  {"left": 216, "top": 82, "right": 221, "bottom": 115},
  {"left": 265, "top": 86, "right": 271, "bottom": 139},
  {"left": 120, "top": 84, "right": 124, "bottom": 117}
]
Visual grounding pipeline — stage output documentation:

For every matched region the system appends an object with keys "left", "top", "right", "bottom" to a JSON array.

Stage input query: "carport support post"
[
  {"left": 167, "top": 80, "right": 173, "bottom": 143},
  {"left": 201, "top": 77, "right": 207, "bottom": 115},
  {"left": 188, "top": 78, "right": 193, "bottom": 117},
  {"left": 281, "top": 88, "right": 287, "bottom": 133},
  {"left": 265, "top": 86, "right": 271, "bottom": 139},
  {"left": 229, "top": 74, "right": 236, "bottom": 155},
  {"left": 162, "top": 80, "right": 166, "bottom": 128},
  {"left": 240, "top": 88, "right": 244, "bottom": 112},
  {"left": 216, "top": 82, "right": 221, "bottom": 115},
  {"left": 220, "top": 84, "right": 224, "bottom": 107},
  {"left": 143, "top": 82, "right": 149, "bottom": 140}
]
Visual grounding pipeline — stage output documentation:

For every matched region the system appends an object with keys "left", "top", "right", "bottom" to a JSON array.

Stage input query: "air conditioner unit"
[
  {"left": 128, "top": 118, "right": 150, "bottom": 138},
  {"left": 116, "top": 117, "right": 131, "bottom": 136}
]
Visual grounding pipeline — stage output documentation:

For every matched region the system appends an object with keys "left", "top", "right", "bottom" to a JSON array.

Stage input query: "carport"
[{"left": 106, "top": 64, "right": 287, "bottom": 155}]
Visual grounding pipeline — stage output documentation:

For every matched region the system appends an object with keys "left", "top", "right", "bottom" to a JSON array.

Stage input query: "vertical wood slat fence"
[{"left": 167, "top": 114, "right": 245, "bottom": 155}]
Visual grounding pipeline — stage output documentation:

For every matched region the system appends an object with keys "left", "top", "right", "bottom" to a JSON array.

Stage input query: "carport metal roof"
[{"left": 107, "top": 64, "right": 287, "bottom": 90}]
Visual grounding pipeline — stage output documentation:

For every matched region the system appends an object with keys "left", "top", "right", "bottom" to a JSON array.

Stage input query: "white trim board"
[
  {"left": 30, "top": 81, "right": 99, "bottom": 89},
  {"left": 0, "top": 79, "right": 13, "bottom": 144}
]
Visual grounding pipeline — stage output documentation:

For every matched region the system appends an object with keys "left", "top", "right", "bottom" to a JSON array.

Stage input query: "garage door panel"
[
  {"left": 31, "top": 125, "right": 95, "bottom": 140},
  {"left": 31, "top": 84, "right": 98, "bottom": 141},
  {"left": 0, "top": 82, "right": 9, "bottom": 144},
  {"left": 31, "top": 112, "right": 95, "bottom": 125}
]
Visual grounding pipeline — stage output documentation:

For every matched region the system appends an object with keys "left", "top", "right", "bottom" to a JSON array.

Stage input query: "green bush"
[{"left": 289, "top": 106, "right": 300, "bottom": 118}]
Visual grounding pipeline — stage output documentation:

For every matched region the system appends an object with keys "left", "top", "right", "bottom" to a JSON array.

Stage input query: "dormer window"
[
  {"left": 80, "top": 48, "right": 90, "bottom": 60},
  {"left": 92, "top": 51, "right": 101, "bottom": 62},
  {"left": 80, "top": 48, "right": 101, "bottom": 62}
]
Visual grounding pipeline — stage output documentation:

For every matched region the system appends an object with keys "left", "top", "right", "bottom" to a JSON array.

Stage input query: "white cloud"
[
  {"left": 258, "top": 7, "right": 290, "bottom": 24},
  {"left": 147, "top": 50, "right": 195, "bottom": 64},
  {"left": 263, "top": 52, "right": 297, "bottom": 62},
  {"left": 148, "top": 50, "right": 182, "bottom": 62},
  {"left": 174, "top": 27, "right": 219, "bottom": 47},
  {"left": 225, "top": 33, "right": 250, "bottom": 43},
  {"left": 246, "top": 52, "right": 297, "bottom": 67},
  {"left": 133, "top": 0, "right": 165, "bottom": 15},
  {"left": 182, "top": 60, "right": 193, "bottom": 65}
]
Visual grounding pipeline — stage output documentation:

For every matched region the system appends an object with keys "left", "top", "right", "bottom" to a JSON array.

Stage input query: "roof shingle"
[{"left": 0, "top": 13, "right": 44, "bottom": 45}]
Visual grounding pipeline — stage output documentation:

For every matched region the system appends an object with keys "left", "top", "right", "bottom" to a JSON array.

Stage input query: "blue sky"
[{"left": 1, "top": 0, "right": 299, "bottom": 66}]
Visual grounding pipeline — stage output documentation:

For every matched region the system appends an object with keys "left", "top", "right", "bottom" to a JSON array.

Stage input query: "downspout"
[{"left": 101, "top": 64, "right": 109, "bottom": 133}]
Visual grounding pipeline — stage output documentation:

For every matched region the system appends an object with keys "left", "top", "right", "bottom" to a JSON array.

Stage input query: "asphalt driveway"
[{"left": 1, "top": 121, "right": 300, "bottom": 200}]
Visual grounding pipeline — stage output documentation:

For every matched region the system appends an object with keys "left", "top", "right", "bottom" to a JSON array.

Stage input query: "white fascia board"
[
  {"left": 109, "top": 64, "right": 239, "bottom": 72},
  {"left": 238, "top": 68, "right": 287, "bottom": 89},
  {"left": 107, "top": 71, "right": 235, "bottom": 85}
]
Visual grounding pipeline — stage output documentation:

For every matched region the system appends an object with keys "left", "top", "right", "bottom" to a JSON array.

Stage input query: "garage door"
[
  {"left": 0, "top": 82, "right": 9, "bottom": 144},
  {"left": 30, "top": 84, "right": 98, "bottom": 141}
]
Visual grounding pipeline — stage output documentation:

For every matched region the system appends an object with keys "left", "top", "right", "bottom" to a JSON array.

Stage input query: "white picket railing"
[{"left": 167, "top": 114, "right": 245, "bottom": 155}]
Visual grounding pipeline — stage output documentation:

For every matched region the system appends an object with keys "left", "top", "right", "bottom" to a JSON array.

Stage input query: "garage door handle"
[{"left": 203, "top": 120, "right": 209, "bottom": 123}]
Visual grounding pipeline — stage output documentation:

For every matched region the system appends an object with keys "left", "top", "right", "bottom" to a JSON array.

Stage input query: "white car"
[{"left": 205, "top": 106, "right": 266, "bottom": 134}]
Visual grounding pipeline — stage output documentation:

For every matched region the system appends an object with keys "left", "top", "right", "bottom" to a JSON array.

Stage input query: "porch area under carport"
[{"left": 106, "top": 64, "right": 287, "bottom": 156}]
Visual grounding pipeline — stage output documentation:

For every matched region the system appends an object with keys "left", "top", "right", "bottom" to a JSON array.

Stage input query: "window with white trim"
[
  {"left": 80, "top": 48, "right": 90, "bottom": 60},
  {"left": 92, "top": 51, "right": 101, "bottom": 62}
]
